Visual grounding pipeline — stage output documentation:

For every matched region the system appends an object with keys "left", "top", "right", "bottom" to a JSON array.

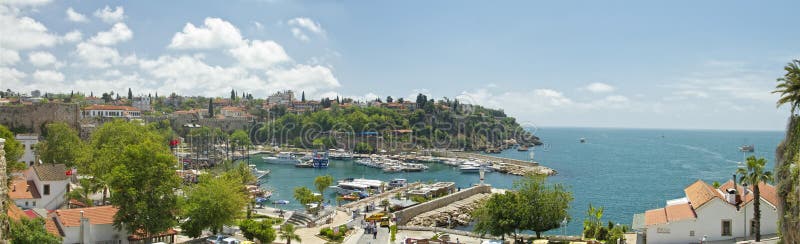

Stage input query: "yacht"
[
  {"left": 739, "top": 144, "right": 755, "bottom": 152},
  {"left": 248, "top": 164, "right": 270, "bottom": 179},
  {"left": 262, "top": 152, "right": 300, "bottom": 164},
  {"left": 311, "top": 150, "right": 330, "bottom": 168},
  {"left": 329, "top": 178, "right": 384, "bottom": 195},
  {"left": 330, "top": 149, "right": 354, "bottom": 160}
]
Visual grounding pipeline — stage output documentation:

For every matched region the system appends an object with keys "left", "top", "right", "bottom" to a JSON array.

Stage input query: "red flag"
[{"left": 65, "top": 170, "right": 72, "bottom": 176}]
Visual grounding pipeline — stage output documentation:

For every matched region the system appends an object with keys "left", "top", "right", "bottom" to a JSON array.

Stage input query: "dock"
[{"left": 434, "top": 151, "right": 557, "bottom": 176}]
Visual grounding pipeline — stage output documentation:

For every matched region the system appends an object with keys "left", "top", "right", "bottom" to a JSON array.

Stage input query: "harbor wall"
[
  {"left": 436, "top": 151, "right": 539, "bottom": 166},
  {"left": 0, "top": 103, "right": 80, "bottom": 133},
  {"left": 397, "top": 226, "right": 582, "bottom": 242},
  {"left": 395, "top": 185, "right": 492, "bottom": 225}
]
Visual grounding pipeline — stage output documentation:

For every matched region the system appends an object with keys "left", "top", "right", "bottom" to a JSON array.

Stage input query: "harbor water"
[{"left": 251, "top": 127, "right": 784, "bottom": 235}]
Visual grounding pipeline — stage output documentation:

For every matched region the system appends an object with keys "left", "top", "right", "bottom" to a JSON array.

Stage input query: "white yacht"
[
  {"left": 329, "top": 178, "right": 384, "bottom": 195},
  {"left": 262, "top": 152, "right": 300, "bottom": 164}
]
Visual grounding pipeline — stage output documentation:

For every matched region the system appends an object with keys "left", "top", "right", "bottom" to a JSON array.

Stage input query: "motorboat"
[
  {"left": 579, "top": 138, "right": 586, "bottom": 143},
  {"left": 248, "top": 164, "right": 270, "bottom": 179},
  {"left": 311, "top": 150, "right": 330, "bottom": 168},
  {"left": 330, "top": 149, "right": 353, "bottom": 160},
  {"left": 329, "top": 178, "right": 384, "bottom": 195},
  {"left": 459, "top": 165, "right": 481, "bottom": 173},
  {"left": 739, "top": 144, "right": 754, "bottom": 152},
  {"left": 295, "top": 160, "right": 314, "bottom": 168},
  {"left": 262, "top": 152, "right": 300, "bottom": 164}
]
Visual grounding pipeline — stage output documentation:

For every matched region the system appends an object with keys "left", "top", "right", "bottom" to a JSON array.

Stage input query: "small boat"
[
  {"left": 739, "top": 144, "right": 754, "bottom": 152},
  {"left": 295, "top": 161, "right": 314, "bottom": 168},
  {"left": 517, "top": 145, "right": 529, "bottom": 151},
  {"left": 459, "top": 165, "right": 481, "bottom": 173},
  {"left": 262, "top": 152, "right": 300, "bottom": 164},
  {"left": 248, "top": 164, "right": 270, "bottom": 179},
  {"left": 272, "top": 200, "right": 290, "bottom": 205},
  {"left": 330, "top": 149, "right": 353, "bottom": 160},
  {"left": 342, "top": 194, "right": 359, "bottom": 201},
  {"left": 329, "top": 178, "right": 384, "bottom": 196},
  {"left": 383, "top": 166, "right": 402, "bottom": 173},
  {"left": 579, "top": 138, "right": 586, "bottom": 143}
]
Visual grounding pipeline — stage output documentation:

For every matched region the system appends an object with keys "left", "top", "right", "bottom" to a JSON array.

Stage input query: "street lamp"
[{"left": 742, "top": 182, "right": 749, "bottom": 240}]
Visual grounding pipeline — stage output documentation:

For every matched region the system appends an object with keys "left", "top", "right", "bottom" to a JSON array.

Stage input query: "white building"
[
  {"left": 634, "top": 179, "right": 779, "bottom": 243},
  {"left": 47, "top": 206, "right": 177, "bottom": 244},
  {"left": 131, "top": 96, "right": 151, "bottom": 111},
  {"left": 82, "top": 105, "right": 141, "bottom": 118},
  {"left": 266, "top": 90, "right": 294, "bottom": 107},
  {"left": 9, "top": 164, "right": 71, "bottom": 210},
  {"left": 14, "top": 134, "right": 38, "bottom": 166},
  {"left": 220, "top": 106, "right": 247, "bottom": 118}
]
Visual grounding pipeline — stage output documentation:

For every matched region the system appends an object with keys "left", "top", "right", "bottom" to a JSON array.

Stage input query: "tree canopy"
[
  {"left": 239, "top": 219, "right": 276, "bottom": 243},
  {"left": 9, "top": 218, "right": 61, "bottom": 244},
  {"left": 36, "top": 122, "right": 87, "bottom": 167},
  {"left": 180, "top": 175, "right": 248, "bottom": 237},
  {"left": 0, "top": 124, "right": 23, "bottom": 165},
  {"left": 473, "top": 175, "right": 573, "bottom": 240}
]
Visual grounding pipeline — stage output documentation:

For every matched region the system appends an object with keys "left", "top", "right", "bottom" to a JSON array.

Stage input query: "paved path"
[{"left": 356, "top": 224, "right": 390, "bottom": 244}]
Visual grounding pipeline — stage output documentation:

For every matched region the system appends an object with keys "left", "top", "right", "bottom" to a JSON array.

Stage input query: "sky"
[{"left": 1, "top": 0, "right": 799, "bottom": 131}]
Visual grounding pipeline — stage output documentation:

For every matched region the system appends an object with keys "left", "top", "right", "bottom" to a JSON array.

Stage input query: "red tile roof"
[
  {"left": 665, "top": 203, "right": 696, "bottom": 222},
  {"left": 7, "top": 204, "right": 30, "bottom": 221},
  {"left": 645, "top": 208, "right": 667, "bottom": 226},
  {"left": 8, "top": 178, "right": 40, "bottom": 199},
  {"left": 54, "top": 206, "right": 117, "bottom": 227},
  {"left": 684, "top": 180, "right": 721, "bottom": 209},
  {"left": 44, "top": 215, "right": 62, "bottom": 237},
  {"left": 718, "top": 180, "right": 779, "bottom": 207}
]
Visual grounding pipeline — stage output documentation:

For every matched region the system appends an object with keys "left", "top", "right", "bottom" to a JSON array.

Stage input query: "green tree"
[
  {"left": 354, "top": 142, "right": 373, "bottom": 154},
  {"left": 294, "top": 186, "right": 321, "bottom": 214},
  {"left": 67, "top": 177, "right": 102, "bottom": 207},
  {"left": 230, "top": 129, "right": 251, "bottom": 152},
  {"left": 106, "top": 138, "right": 181, "bottom": 238},
  {"left": 516, "top": 175, "right": 573, "bottom": 238},
  {"left": 472, "top": 192, "right": 523, "bottom": 240},
  {"left": 737, "top": 156, "right": 774, "bottom": 242},
  {"left": 314, "top": 175, "right": 334, "bottom": 205},
  {"left": 223, "top": 162, "right": 256, "bottom": 186},
  {"left": 239, "top": 219, "right": 276, "bottom": 243},
  {"left": 774, "top": 59, "right": 800, "bottom": 114},
  {"left": 9, "top": 218, "right": 61, "bottom": 244},
  {"left": 180, "top": 176, "right": 248, "bottom": 237},
  {"left": 279, "top": 223, "right": 301, "bottom": 244},
  {"left": 36, "top": 122, "right": 87, "bottom": 167},
  {"left": 0, "top": 124, "right": 23, "bottom": 165}
]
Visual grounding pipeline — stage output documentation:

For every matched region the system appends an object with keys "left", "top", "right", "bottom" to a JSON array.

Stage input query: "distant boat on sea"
[
  {"left": 739, "top": 144, "right": 754, "bottom": 152},
  {"left": 579, "top": 138, "right": 586, "bottom": 143}
]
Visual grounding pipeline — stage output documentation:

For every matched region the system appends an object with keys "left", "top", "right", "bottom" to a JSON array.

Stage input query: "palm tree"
[
  {"left": 279, "top": 223, "right": 301, "bottom": 244},
  {"left": 773, "top": 59, "right": 800, "bottom": 114},
  {"left": 736, "top": 156, "right": 774, "bottom": 242}
]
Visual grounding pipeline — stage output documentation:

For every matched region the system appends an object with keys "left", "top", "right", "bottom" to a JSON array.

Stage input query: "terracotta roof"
[
  {"left": 645, "top": 208, "right": 667, "bottom": 226},
  {"left": 83, "top": 105, "right": 140, "bottom": 111},
  {"left": 221, "top": 106, "right": 245, "bottom": 111},
  {"left": 32, "top": 164, "right": 69, "bottom": 181},
  {"left": 718, "top": 180, "right": 779, "bottom": 207},
  {"left": 665, "top": 203, "right": 696, "bottom": 222},
  {"left": 684, "top": 180, "right": 721, "bottom": 209},
  {"left": 128, "top": 228, "right": 178, "bottom": 241},
  {"left": 7, "top": 204, "right": 30, "bottom": 221},
  {"left": 8, "top": 178, "right": 40, "bottom": 199},
  {"left": 54, "top": 206, "right": 118, "bottom": 227},
  {"left": 44, "top": 215, "right": 63, "bottom": 237}
]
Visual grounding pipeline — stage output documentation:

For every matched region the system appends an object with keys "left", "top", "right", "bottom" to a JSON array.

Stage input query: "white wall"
[
  {"left": 25, "top": 169, "right": 70, "bottom": 210},
  {"left": 61, "top": 223, "right": 129, "bottom": 244},
  {"left": 15, "top": 135, "right": 37, "bottom": 166},
  {"left": 646, "top": 198, "right": 779, "bottom": 243}
]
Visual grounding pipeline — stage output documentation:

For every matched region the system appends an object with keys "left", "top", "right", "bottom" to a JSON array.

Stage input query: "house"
[
  {"left": 83, "top": 96, "right": 105, "bottom": 105},
  {"left": 14, "top": 133, "right": 38, "bottom": 166},
  {"left": 291, "top": 101, "right": 321, "bottom": 113},
  {"left": 82, "top": 105, "right": 141, "bottom": 118},
  {"left": 9, "top": 164, "right": 71, "bottom": 210},
  {"left": 633, "top": 179, "right": 779, "bottom": 243},
  {"left": 220, "top": 106, "right": 248, "bottom": 118},
  {"left": 266, "top": 90, "right": 294, "bottom": 107},
  {"left": 131, "top": 96, "right": 151, "bottom": 111},
  {"left": 48, "top": 206, "right": 177, "bottom": 244}
]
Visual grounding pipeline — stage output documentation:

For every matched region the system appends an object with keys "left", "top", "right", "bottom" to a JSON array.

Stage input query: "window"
[
  {"left": 690, "top": 230, "right": 695, "bottom": 237},
  {"left": 25, "top": 201, "right": 28, "bottom": 206},
  {"left": 721, "top": 219, "right": 732, "bottom": 236},
  {"left": 32, "top": 201, "right": 36, "bottom": 206},
  {"left": 43, "top": 184, "right": 50, "bottom": 195}
]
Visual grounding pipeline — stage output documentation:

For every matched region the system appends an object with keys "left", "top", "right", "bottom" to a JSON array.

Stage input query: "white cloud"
[
  {"left": 0, "top": 0, "right": 51, "bottom": 7},
  {"left": 585, "top": 82, "right": 615, "bottom": 93},
  {"left": 28, "top": 51, "right": 60, "bottom": 67},
  {"left": 0, "top": 5, "right": 58, "bottom": 50},
  {"left": 168, "top": 17, "right": 244, "bottom": 49},
  {"left": 74, "top": 42, "right": 121, "bottom": 68},
  {"left": 89, "top": 22, "right": 133, "bottom": 45},
  {"left": 264, "top": 64, "right": 340, "bottom": 97},
  {"left": 32, "top": 69, "right": 64, "bottom": 82},
  {"left": 139, "top": 55, "right": 261, "bottom": 96},
  {"left": 0, "top": 48, "right": 20, "bottom": 66},
  {"left": 93, "top": 5, "right": 125, "bottom": 24},
  {"left": 288, "top": 17, "right": 324, "bottom": 42},
  {"left": 229, "top": 40, "right": 291, "bottom": 69},
  {"left": 0, "top": 67, "right": 25, "bottom": 85},
  {"left": 62, "top": 30, "right": 82, "bottom": 42},
  {"left": 66, "top": 7, "right": 88, "bottom": 22}
]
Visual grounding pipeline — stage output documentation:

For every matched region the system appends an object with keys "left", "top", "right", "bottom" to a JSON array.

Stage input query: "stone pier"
[{"left": 394, "top": 185, "right": 492, "bottom": 225}]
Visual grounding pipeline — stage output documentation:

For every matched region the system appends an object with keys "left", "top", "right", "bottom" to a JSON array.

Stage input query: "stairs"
[{"left": 286, "top": 211, "right": 313, "bottom": 226}]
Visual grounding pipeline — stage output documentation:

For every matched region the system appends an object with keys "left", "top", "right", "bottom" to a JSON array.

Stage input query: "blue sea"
[{"left": 251, "top": 127, "right": 785, "bottom": 235}]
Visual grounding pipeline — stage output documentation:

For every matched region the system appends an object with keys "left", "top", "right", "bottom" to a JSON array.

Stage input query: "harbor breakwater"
[{"left": 394, "top": 185, "right": 492, "bottom": 225}]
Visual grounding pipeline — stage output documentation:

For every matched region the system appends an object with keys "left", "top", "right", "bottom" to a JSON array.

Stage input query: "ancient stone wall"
[
  {"left": 0, "top": 103, "right": 80, "bottom": 133},
  {"left": 394, "top": 185, "right": 492, "bottom": 225},
  {"left": 1, "top": 139, "right": 8, "bottom": 242}
]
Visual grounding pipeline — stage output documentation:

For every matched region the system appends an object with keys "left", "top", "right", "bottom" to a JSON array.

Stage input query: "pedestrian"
[
  {"left": 373, "top": 229, "right": 377, "bottom": 239},
  {"left": 457, "top": 238, "right": 460, "bottom": 244}
]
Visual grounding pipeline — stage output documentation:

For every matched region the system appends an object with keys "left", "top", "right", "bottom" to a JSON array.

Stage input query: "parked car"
[{"left": 206, "top": 235, "right": 240, "bottom": 244}]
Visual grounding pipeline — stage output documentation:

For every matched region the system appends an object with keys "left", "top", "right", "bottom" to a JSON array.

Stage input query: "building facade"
[
  {"left": 9, "top": 164, "right": 70, "bottom": 210},
  {"left": 635, "top": 180, "right": 779, "bottom": 243},
  {"left": 82, "top": 105, "right": 141, "bottom": 118},
  {"left": 14, "top": 134, "right": 38, "bottom": 166}
]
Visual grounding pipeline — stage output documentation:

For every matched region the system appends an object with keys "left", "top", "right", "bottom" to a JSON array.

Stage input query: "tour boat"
[
  {"left": 329, "top": 178, "right": 384, "bottom": 195},
  {"left": 262, "top": 152, "right": 299, "bottom": 164},
  {"left": 311, "top": 150, "right": 330, "bottom": 168}
]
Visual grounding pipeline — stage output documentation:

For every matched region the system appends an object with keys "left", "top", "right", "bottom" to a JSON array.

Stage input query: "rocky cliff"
[{"left": 775, "top": 116, "right": 800, "bottom": 243}]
